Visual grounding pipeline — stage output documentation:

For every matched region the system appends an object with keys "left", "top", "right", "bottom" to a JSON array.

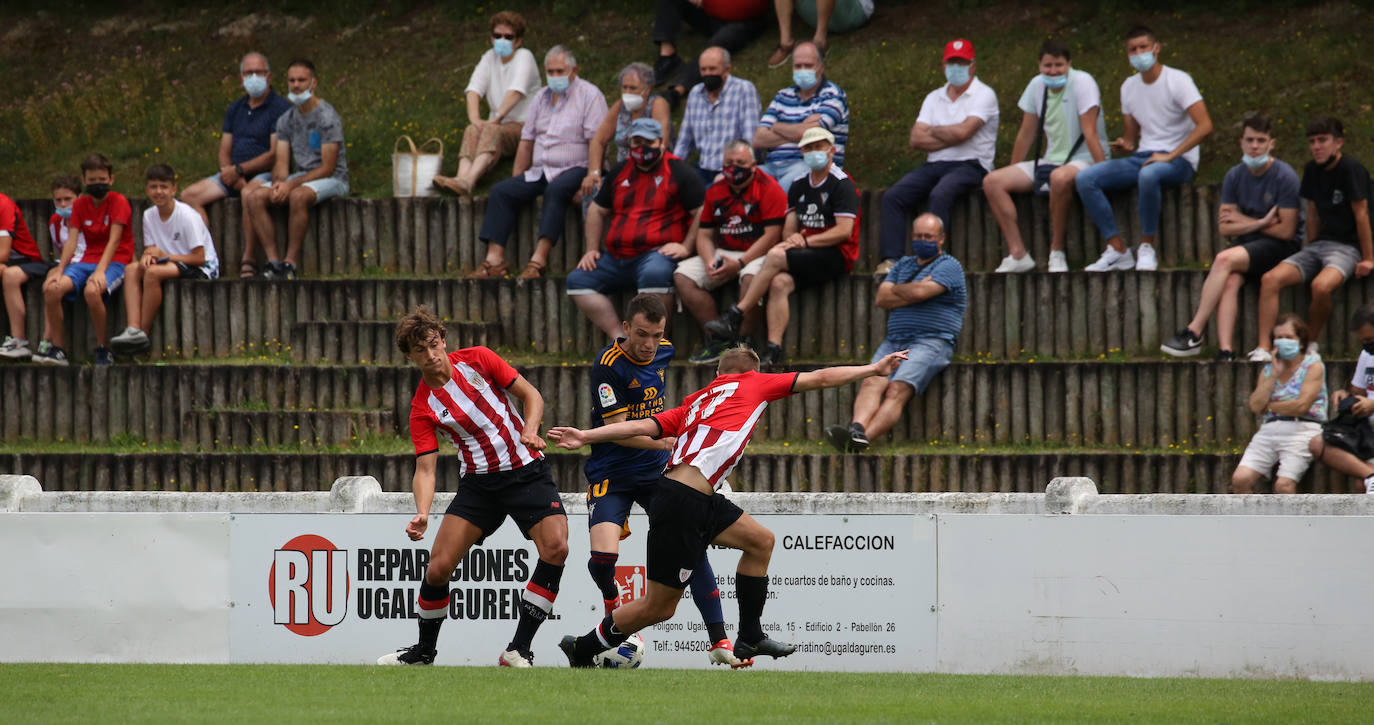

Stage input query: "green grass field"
[{"left": 2, "top": 664, "right": 1370, "bottom": 724}]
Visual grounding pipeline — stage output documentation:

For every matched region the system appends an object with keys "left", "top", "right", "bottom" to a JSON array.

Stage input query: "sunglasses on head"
[{"left": 492, "top": 32, "right": 517, "bottom": 40}]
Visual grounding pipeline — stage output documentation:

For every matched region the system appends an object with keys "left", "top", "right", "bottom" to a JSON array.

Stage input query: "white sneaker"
[
  {"left": 708, "top": 639, "right": 752, "bottom": 668},
  {"left": 1364, "top": 474, "right": 1374, "bottom": 494},
  {"left": 1247, "top": 347, "right": 1273, "bottom": 362},
  {"left": 1307, "top": 342, "right": 1319, "bottom": 356},
  {"left": 1084, "top": 246, "right": 1135, "bottom": 272},
  {"left": 1047, "top": 250, "right": 1068, "bottom": 273},
  {"left": 0, "top": 336, "right": 31, "bottom": 360},
  {"left": 994, "top": 254, "right": 1036, "bottom": 273},
  {"left": 1135, "top": 243, "right": 1158, "bottom": 271},
  {"left": 498, "top": 648, "right": 533, "bottom": 668}
]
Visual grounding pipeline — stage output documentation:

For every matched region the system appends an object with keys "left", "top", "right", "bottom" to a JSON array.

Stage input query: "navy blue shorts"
[{"left": 585, "top": 472, "right": 660, "bottom": 529}]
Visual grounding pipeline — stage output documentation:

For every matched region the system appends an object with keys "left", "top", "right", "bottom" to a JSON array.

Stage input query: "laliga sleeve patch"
[{"left": 598, "top": 383, "right": 618, "bottom": 407}]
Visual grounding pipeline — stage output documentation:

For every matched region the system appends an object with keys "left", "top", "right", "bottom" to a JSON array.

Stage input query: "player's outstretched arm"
[
  {"left": 793, "top": 350, "right": 909, "bottom": 393},
  {"left": 406, "top": 452, "right": 438, "bottom": 541},
  {"left": 549, "top": 418, "right": 663, "bottom": 449}
]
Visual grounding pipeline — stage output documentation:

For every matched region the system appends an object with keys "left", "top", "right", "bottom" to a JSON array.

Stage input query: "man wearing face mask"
[
  {"left": 825, "top": 213, "right": 965, "bottom": 453},
  {"left": 1253, "top": 117, "right": 1373, "bottom": 360},
  {"left": 569, "top": 118, "right": 705, "bottom": 341},
  {"left": 1307, "top": 304, "right": 1374, "bottom": 494},
  {"left": 470, "top": 46, "right": 607, "bottom": 281},
  {"left": 676, "top": 139, "right": 788, "bottom": 364},
  {"left": 1075, "top": 25, "right": 1213, "bottom": 272},
  {"left": 242, "top": 58, "right": 349, "bottom": 281},
  {"left": 754, "top": 42, "right": 849, "bottom": 195},
  {"left": 674, "top": 47, "right": 761, "bottom": 188},
  {"left": 706, "top": 127, "right": 858, "bottom": 366},
  {"left": 1161, "top": 116, "right": 1302, "bottom": 361},
  {"left": 180, "top": 52, "right": 291, "bottom": 279},
  {"left": 877, "top": 38, "right": 998, "bottom": 278}
]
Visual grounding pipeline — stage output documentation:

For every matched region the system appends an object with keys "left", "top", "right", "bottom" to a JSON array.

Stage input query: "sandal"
[
  {"left": 464, "top": 260, "right": 508, "bottom": 280},
  {"left": 767, "top": 42, "right": 795, "bottom": 68},
  {"left": 239, "top": 260, "right": 258, "bottom": 279},
  {"left": 517, "top": 259, "right": 546, "bottom": 281},
  {"left": 433, "top": 175, "right": 471, "bottom": 196}
]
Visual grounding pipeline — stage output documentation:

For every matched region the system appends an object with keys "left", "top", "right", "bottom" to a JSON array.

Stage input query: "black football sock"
[
  {"left": 588, "top": 550, "right": 620, "bottom": 602},
  {"left": 736, "top": 573, "right": 769, "bottom": 643},
  {"left": 416, "top": 580, "right": 449, "bottom": 651},
  {"left": 508, "top": 559, "right": 564, "bottom": 655},
  {"left": 575, "top": 613, "right": 629, "bottom": 654}
]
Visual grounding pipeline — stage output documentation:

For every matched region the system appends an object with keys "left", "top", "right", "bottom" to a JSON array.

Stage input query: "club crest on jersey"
[
  {"left": 678, "top": 567, "right": 693, "bottom": 583},
  {"left": 462, "top": 367, "right": 486, "bottom": 390},
  {"left": 654, "top": 175, "right": 664, "bottom": 186},
  {"left": 598, "top": 383, "right": 617, "bottom": 406}
]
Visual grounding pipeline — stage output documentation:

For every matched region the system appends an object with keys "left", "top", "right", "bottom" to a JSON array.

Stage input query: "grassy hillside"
[{"left": 2, "top": 1, "right": 1371, "bottom": 200}]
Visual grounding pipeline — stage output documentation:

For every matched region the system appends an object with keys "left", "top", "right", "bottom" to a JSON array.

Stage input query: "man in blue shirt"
[
  {"left": 583, "top": 294, "right": 749, "bottom": 667},
  {"left": 181, "top": 52, "right": 292, "bottom": 278},
  {"left": 826, "top": 213, "right": 966, "bottom": 452},
  {"left": 753, "top": 42, "right": 849, "bottom": 194}
]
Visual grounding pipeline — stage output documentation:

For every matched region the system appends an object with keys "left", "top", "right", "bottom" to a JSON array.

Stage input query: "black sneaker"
[
  {"left": 559, "top": 635, "right": 599, "bottom": 668},
  {"left": 652, "top": 54, "right": 682, "bottom": 87},
  {"left": 281, "top": 261, "right": 298, "bottom": 280},
  {"left": 94, "top": 346, "right": 114, "bottom": 366},
  {"left": 689, "top": 337, "right": 733, "bottom": 365},
  {"left": 704, "top": 307, "right": 743, "bottom": 340},
  {"left": 734, "top": 636, "right": 796, "bottom": 660},
  {"left": 1160, "top": 328, "right": 1202, "bottom": 357},
  {"left": 758, "top": 342, "right": 783, "bottom": 367},
  {"left": 848, "top": 423, "right": 870, "bottom": 452},
  {"left": 824, "top": 424, "right": 853, "bottom": 453},
  {"left": 262, "top": 260, "right": 284, "bottom": 280},
  {"left": 1214, "top": 349, "right": 1236, "bottom": 362},
  {"left": 376, "top": 643, "right": 436, "bottom": 665}
]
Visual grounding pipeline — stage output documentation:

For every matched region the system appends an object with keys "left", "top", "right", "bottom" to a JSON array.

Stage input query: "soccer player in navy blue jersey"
[{"left": 583, "top": 293, "right": 750, "bottom": 667}]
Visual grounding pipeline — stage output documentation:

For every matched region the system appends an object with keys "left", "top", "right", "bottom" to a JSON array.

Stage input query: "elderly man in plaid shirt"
[
  {"left": 673, "top": 47, "right": 761, "bottom": 188},
  {"left": 470, "top": 45, "right": 608, "bottom": 281}
]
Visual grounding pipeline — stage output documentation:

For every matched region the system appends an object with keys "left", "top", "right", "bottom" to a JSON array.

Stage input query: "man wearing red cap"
[{"left": 877, "top": 38, "right": 999, "bottom": 277}]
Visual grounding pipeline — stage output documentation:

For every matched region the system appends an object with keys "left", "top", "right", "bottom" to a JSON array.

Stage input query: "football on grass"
[{"left": 595, "top": 633, "right": 645, "bottom": 669}]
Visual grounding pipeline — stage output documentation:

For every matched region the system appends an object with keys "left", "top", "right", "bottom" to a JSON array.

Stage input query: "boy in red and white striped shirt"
[
  {"left": 377, "top": 307, "right": 569, "bottom": 668},
  {"left": 551, "top": 344, "right": 907, "bottom": 667}
]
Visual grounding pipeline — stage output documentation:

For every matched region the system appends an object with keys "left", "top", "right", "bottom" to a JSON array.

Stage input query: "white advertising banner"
[{"left": 227, "top": 513, "right": 936, "bottom": 671}]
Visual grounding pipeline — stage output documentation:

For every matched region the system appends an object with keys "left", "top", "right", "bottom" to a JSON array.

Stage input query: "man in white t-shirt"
[
  {"left": 985, "top": 40, "right": 1108, "bottom": 274},
  {"left": 1074, "top": 25, "right": 1212, "bottom": 272},
  {"left": 877, "top": 38, "right": 998, "bottom": 277},
  {"left": 1307, "top": 304, "right": 1374, "bottom": 493},
  {"left": 111, "top": 164, "right": 220, "bottom": 356}
]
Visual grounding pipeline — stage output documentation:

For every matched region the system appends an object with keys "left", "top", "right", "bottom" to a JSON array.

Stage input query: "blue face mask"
[
  {"left": 944, "top": 63, "right": 970, "bottom": 86},
  {"left": 242, "top": 74, "right": 268, "bottom": 98},
  {"left": 547, "top": 75, "right": 570, "bottom": 94},
  {"left": 493, "top": 38, "right": 514, "bottom": 59},
  {"left": 803, "top": 150, "right": 829, "bottom": 171},
  {"left": 1242, "top": 152, "right": 1271, "bottom": 171},
  {"left": 1041, "top": 73, "right": 1068, "bottom": 90},
  {"left": 1129, "top": 50, "right": 1155, "bottom": 73},
  {"left": 55, "top": 205, "right": 72, "bottom": 220},
  {"left": 912, "top": 240, "right": 940, "bottom": 259},
  {"left": 288, "top": 88, "right": 312, "bottom": 106},
  {"left": 1274, "top": 338, "right": 1301, "bottom": 360},
  {"left": 792, "top": 69, "right": 818, "bottom": 90}
]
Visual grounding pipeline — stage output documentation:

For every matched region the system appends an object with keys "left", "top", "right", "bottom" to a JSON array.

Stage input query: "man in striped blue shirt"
[
  {"left": 754, "top": 42, "right": 850, "bottom": 193},
  {"left": 825, "top": 213, "right": 966, "bottom": 452},
  {"left": 674, "top": 47, "right": 761, "bottom": 188}
]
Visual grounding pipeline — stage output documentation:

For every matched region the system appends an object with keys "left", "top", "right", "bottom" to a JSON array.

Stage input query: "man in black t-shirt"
[
  {"left": 705, "top": 127, "right": 859, "bottom": 366},
  {"left": 1255, "top": 117, "right": 1373, "bottom": 359}
]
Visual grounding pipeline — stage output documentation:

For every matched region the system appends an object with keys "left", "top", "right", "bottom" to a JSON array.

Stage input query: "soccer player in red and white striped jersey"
[
  {"left": 378, "top": 307, "right": 569, "bottom": 668},
  {"left": 550, "top": 344, "right": 907, "bottom": 666}
]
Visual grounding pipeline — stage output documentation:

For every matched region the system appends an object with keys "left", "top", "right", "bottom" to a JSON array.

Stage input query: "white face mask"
[{"left": 621, "top": 93, "right": 645, "bottom": 112}]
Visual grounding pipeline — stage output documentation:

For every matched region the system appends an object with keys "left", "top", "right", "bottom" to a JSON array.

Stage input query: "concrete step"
[
  {"left": 10, "top": 271, "right": 1374, "bottom": 364},
  {"left": 0, "top": 361, "right": 1354, "bottom": 451},
  {"left": 2, "top": 450, "right": 1361, "bottom": 495},
  {"left": 288, "top": 320, "right": 499, "bottom": 365},
  {"left": 179, "top": 409, "right": 394, "bottom": 451}
]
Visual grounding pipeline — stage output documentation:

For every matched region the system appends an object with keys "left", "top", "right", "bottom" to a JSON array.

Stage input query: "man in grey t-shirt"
[{"left": 242, "top": 59, "right": 349, "bottom": 279}]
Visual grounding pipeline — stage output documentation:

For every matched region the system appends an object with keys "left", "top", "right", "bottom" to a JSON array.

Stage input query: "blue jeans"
[
  {"left": 1074, "top": 152, "right": 1195, "bottom": 240},
  {"left": 760, "top": 158, "right": 808, "bottom": 195},
  {"left": 479, "top": 166, "right": 585, "bottom": 246},
  {"left": 872, "top": 337, "right": 954, "bottom": 394},
  {"left": 566, "top": 249, "right": 679, "bottom": 295},
  {"left": 879, "top": 160, "right": 986, "bottom": 260}
]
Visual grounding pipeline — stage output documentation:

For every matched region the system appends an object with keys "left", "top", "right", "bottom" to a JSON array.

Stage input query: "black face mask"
[
  {"left": 629, "top": 145, "right": 662, "bottom": 167},
  {"left": 701, "top": 74, "right": 724, "bottom": 92},
  {"left": 86, "top": 183, "right": 111, "bottom": 200},
  {"left": 1363, "top": 341, "right": 1374, "bottom": 356},
  {"left": 724, "top": 164, "right": 753, "bottom": 186}
]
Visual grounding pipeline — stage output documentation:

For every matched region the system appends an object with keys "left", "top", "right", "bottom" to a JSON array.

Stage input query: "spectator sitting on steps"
[
  {"left": 1306, "top": 304, "right": 1374, "bottom": 494},
  {"left": 1231, "top": 314, "right": 1326, "bottom": 494}
]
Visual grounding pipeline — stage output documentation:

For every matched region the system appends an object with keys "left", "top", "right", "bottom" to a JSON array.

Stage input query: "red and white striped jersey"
[
  {"left": 652, "top": 370, "right": 799, "bottom": 489},
  {"left": 409, "top": 347, "right": 541, "bottom": 476}
]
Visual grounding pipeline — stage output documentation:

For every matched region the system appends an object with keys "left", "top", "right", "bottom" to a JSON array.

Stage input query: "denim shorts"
[
  {"left": 264, "top": 171, "right": 349, "bottom": 204},
  {"left": 62, "top": 261, "right": 125, "bottom": 301},
  {"left": 566, "top": 249, "right": 678, "bottom": 295},
  {"left": 871, "top": 337, "right": 954, "bottom": 394},
  {"left": 210, "top": 170, "right": 273, "bottom": 197}
]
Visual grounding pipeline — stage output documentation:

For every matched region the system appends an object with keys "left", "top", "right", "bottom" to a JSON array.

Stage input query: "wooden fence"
[
  {"left": 1, "top": 362, "right": 1352, "bottom": 451},
  {"left": 11, "top": 182, "right": 1227, "bottom": 277},
  {"left": 2, "top": 451, "right": 1362, "bottom": 495}
]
